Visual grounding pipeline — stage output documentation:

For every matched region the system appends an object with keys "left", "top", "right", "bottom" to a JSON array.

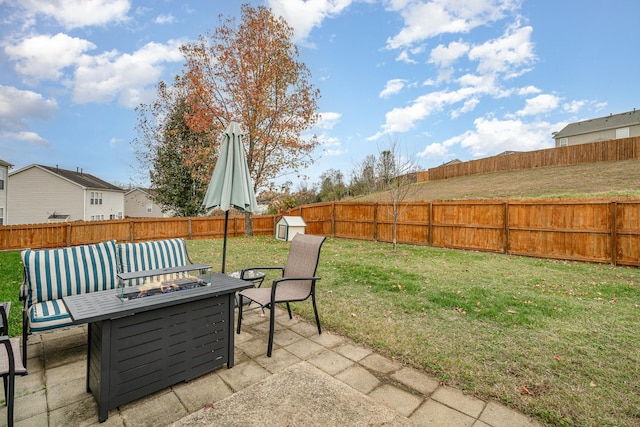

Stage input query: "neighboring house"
[
  {"left": 7, "top": 164, "right": 125, "bottom": 225},
  {"left": 553, "top": 109, "right": 640, "bottom": 147},
  {"left": 0, "top": 159, "right": 12, "bottom": 225},
  {"left": 124, "top": 187, "right": 172, "bottom": 218}
]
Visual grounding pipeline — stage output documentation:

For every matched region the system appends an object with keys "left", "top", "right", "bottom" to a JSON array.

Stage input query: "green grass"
[
  {"left": 0, "top": 251, "right": 23, "bottom": 336},
  {"left": 3, "top": 237, "right": 639, "bottom": 426},
  {"left": 190, "top": 237, "right": 640, "bottom": 427}
]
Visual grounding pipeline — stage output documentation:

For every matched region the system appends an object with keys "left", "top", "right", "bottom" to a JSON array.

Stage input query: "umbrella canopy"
[{"left": 203, "top": 121, "right": 258, "bottom": 272}]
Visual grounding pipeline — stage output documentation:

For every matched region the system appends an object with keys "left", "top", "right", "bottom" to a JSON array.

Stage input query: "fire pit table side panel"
[{"left": 62, "top": 273, "right": 252, "bottom": 423}]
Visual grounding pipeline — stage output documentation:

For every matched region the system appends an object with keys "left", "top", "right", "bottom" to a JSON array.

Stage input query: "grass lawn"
[{"left": 2, "top": 236, "right": 639, "bottom": 426}]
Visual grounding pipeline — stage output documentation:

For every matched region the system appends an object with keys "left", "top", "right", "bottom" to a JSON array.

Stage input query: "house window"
[
  {"left": 558, "top": 138, "right": 568, "bottom": 147},
  {"left": 0, "top": 208, "right": 3, "bottom": 225},
  {"left": 90, "top": 192, "right": 103, "bottom": 205},
  {"left": 118, "top": 212, "right": 123, "bottom": 219},
  {"left": 615, "top": 127, "right": 630, "bottom": 139},
  {"left": 146, "top": 203, "right": 153, "bottom": 213},
  {"left": 0, "top": 169, "right": 4, "bottom": 190}
]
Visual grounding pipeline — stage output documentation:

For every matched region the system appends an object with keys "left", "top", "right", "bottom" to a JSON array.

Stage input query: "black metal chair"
[
  {"left": 0, "top": 304, "right": 27, "bottom": 427},
  {"left": 236, "top": 234, "right": 326, "bottom": 357}
]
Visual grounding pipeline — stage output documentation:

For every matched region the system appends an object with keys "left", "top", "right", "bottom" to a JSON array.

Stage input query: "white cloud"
[
  {"left": 429, "top": 40, "right": 469, "bottom": 68},
  {"left": 386, "top": 0, "right": 520, "bottom": 49},
  {"left": 417, "top": 142, "right": 450, "bottom": 158},
  {"left": 18, "top": 0, "right": 131, "bottom": 29},
  {"left": 1, "top": 131, "right": 49, "bottom": 146},
  {"left": 448, "top": 116, "right": 556, "bottom": 158},
  {"left": 0, "top": 86, "right": 58, "bottom": 121},
  {"left": 267, "top": 0, "right": 353, "bottom": 43},
  {"left": 73, "top": 40, "right": 185, "bottom": 107},
  {"left": 468, "top": 23, "right": 535, "bottom": 77},
  {"left": 316, "top": 112, "right": 342, "bottom": 130},
  {"left": 379, "top": 79, "right": 407, "bottom": 98},
  {"left": 516, "top": 94, "right": 560, "bottom": 116},
  {"left": 563, "top": 100, "right": 587, "bottom": 114},
  {"left": 5, "top": 33, "right": 96, "bottom": 81},
  {"left": 155, "top": 14, "right": 176, "bottom": 25},
  {"left": 0, "top": 86, "right": 56, "bottom": 146}
]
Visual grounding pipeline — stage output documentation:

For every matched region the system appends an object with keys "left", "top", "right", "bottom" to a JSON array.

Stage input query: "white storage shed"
[{"left": 275, "top": 216, "right": 306, "bottom": 241}]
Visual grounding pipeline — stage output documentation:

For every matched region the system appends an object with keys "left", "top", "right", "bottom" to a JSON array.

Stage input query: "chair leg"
[
  {"left": 311, "top": 293, "right": 322, "bottom": 335},
  {"left": 236, "top": 300, "right": 243, "bottom": 334},
  {"left": 286, "top": 302, "right": 293, "bottom": 319},
  {"left": 267, "top": 305, "right": 275, "bottom": 357},
  {"left": 6, "top": 373, "right": 14, "bottom": 427}
]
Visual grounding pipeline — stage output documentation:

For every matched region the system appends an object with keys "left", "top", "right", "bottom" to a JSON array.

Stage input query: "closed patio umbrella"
[{"left": 202, "top": 121, "right": 258, "bottom": 273}]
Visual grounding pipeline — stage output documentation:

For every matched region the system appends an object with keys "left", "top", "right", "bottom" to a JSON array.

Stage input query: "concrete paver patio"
[{"left": 3, "top": 307, "right": 542, "bottom": 427}]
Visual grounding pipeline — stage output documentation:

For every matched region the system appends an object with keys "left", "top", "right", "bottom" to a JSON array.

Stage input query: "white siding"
[
  {"left": 8, "top": 167, "right": 84, "bottom": 224},
  {"left": 558, "top": 124, "right": 640, "bottom": 147},
  {"left": 0, "top": 165, "right": 7, "bottom": 224}
]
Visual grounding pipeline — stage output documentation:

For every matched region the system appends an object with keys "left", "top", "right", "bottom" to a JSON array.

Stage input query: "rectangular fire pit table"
[{"left": 62, "top": 272, "right": 253, "bottom": 423}]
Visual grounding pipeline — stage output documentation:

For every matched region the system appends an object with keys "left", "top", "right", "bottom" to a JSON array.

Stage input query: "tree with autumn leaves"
[{"left": 134, "top": 4, "right": 320, "bottom": 234}]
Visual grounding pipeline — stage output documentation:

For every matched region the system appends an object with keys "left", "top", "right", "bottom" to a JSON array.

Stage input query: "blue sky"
[{"left": 1, "top": 0, "right": 638, "bottom": 191}]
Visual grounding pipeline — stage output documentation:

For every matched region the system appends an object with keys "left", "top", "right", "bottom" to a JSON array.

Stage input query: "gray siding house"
[
  {"left": 0, "top": 159, "right": 12, "bottom": 225},
  {"left": 7, "top": 164, "right": 125, "bottom": 225},
  {"left": 124, "top": 187, "right": 172, "bottom": 218},
  {"left": 554, "top": 109, "right": 640, "bottom": 147}
]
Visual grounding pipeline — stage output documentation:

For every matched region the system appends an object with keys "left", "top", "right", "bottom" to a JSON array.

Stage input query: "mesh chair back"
[{"left": 278, "top": 234, "right": 326, "bottom": 300}]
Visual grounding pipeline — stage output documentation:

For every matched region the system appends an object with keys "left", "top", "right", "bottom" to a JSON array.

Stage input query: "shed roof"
[
  {"left": 554, "top": 109, "right": 640, "bottom": 139},
  {"left": 277, "top": 216, "right": 306, "bottom": 226}
]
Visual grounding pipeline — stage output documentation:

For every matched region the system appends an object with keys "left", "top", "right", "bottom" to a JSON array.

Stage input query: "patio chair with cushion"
[
  {"left": 236, "top": 234, "right": 326, "bottom": 357},
  {"left": 0, "top": 304, "right": 27, "bottom": 427}
]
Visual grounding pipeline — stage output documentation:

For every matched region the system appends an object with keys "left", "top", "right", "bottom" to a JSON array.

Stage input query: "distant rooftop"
[
  {"left": 12, "top": 164, "right": 123, "bottom": 192},
  {"left": 554, "top": 109, "right": 640, "bottom": 139}
]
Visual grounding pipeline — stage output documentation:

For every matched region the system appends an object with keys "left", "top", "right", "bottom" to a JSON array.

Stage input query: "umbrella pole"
[{"left": 222, "top": 211, "right": 229, "bottom": 274}]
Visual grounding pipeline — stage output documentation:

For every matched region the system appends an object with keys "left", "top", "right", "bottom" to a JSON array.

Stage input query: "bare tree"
[{"left": 376, "top": 137, "right": 420, "bottom": 251}]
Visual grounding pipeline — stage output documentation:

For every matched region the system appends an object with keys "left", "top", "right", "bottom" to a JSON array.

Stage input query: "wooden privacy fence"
[
  {"left": 289, "top": 199, "right": 640, "bottom": 267},
  {"left": 420, "top": 137, "right": 640, "bottom": 181},
  {"left": 2, "top": 199, "right": 639, "bottom": 267}
]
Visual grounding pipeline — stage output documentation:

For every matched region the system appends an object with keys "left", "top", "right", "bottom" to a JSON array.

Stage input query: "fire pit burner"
[{"left": 120, "top": 277, "right": 208, "bottom": 300}]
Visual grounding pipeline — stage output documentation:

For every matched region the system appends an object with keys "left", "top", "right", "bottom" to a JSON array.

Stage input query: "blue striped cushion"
[
  {"left": 29, "top": 300, "right": 74, "bottom": 332},
  {"left": 21, "top": 240, "right": 119, "bottom": 305},
  {"left": 117, "top": 238, "right": 188, "bottom": 285}
]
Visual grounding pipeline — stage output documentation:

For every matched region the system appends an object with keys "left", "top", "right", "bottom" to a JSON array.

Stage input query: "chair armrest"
[
  {"left": 272, "top": 276, "right": 321, "bottom": 285},
  {"left": 240, "top": 266, "right": 284, "bottom": 278}
]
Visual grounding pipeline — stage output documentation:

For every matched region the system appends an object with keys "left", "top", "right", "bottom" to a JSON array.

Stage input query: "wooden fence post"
[
  {"left": 66, "top": 223, "right": 72, "bottom": 247},
  {"left": 373, "top": 203, "right": 378, "bottom": 241},
  {"left": 331, "top": 202, "right": 335, "bottom": 237},
  {"left": 188, "top": 218, "right": 192, "bottom": 240},
  {"left": 129, "top": 220, "right": 134, "bottom": 243},
  {"left": 503, "top": 200, "right": 509, "bottom": 254},
  {"left": 610, "top": 200, "right": 618, "bottom": 265},
  {"left": 428, "top": 202, "right": 433, "bottom": 247}
]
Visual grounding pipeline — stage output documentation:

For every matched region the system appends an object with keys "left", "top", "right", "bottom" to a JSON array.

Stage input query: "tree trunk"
[{"left": 245, "top": 211, "right": 254, "bottom": 236}]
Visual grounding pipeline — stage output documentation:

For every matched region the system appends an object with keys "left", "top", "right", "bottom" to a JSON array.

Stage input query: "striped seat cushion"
[
  {"left": 28, "top": 300, "right": 74, "bottom": 332},
  {"left": 117, "top": 238, "right": 189, "bottom": 285},
  {"left": 21, "top": 240, "right": 119, "bottom": 306}
]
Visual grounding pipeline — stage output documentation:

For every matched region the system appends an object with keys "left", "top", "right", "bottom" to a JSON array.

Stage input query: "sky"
[{"left": 1, "top": 0, "right": 638, "bottom": 191}]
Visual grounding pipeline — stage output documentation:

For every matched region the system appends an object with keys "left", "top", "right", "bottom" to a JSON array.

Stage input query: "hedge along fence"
[
  {"left": 2, "top": 199, "right": 640, "bottom": 267},
  {"left": 419, "top": 137, "right": 640, "bottom": 182}
]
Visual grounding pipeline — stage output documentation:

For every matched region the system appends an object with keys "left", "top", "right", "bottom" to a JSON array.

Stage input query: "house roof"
[
  {"left": 554, "top": 109, "right": 640, "bottom": 139},
  {"left": 125, "top": 187, "right": 154, "bottom": 196},
  {"left": 0, "top": 159, "right": 13, "bottom": 168},
  {"left": 10, "top": 164, "right": 124, "bottom": 192}
]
